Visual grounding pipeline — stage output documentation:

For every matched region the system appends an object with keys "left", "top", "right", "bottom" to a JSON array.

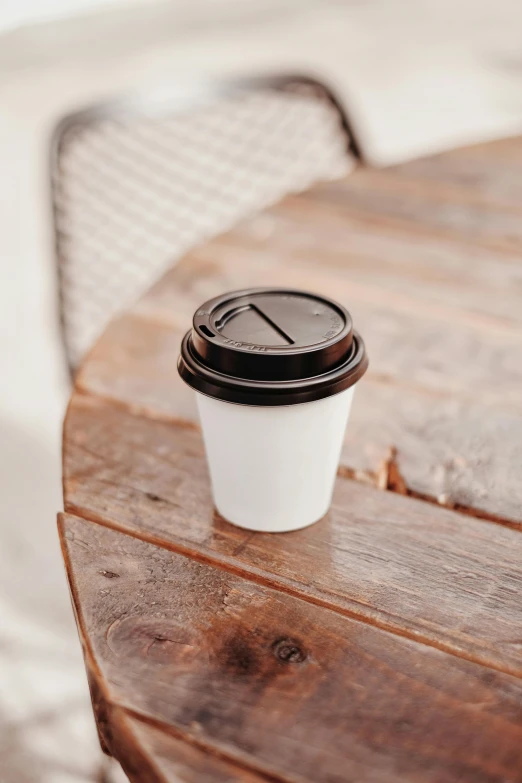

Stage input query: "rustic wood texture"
[
  {"left": 61, "top": 136, "right": 522, "bottom": 781},
  {"left": 110, "top": 711, "right": 270, "bottom": 783},
  {"left": 385, "top": 136, "right": 522, "bottom": 206},
  {"left": 61, "top": 512, "right": 522, "bottom": 783},
  {"left": 303, "top": 167, "right": 522, "bottom": 251},
  {"left": 64, "top": 393, "right": 522, "bottom": 679},
  {"left": 116, "top": 710, "right": 269, "bottom": 783}
]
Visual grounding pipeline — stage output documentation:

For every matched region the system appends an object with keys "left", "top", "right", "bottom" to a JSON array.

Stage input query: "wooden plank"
[
  {"left": 385, "top": 137, "right": 522, "bottom": 206},
  {"left": 110, "top": 711, "right": 270, "bottom": 783},
  {"left": 76, "top": 250, "right": 522, "bottom": 522},
  {"left": 342, "top": 381, "right": 522, "bottom": 518},
  {"left": 232, "top": 196, "right": 522, "bottom": 328},
  {"left": 76, "top": 314, "right": 198, "bottom": 423},
  {"left": 60, "top": 512, "right": 522, "bottom": 783},
  {"left": 63, "top": 393, "right": 522, "bottom": 677},
  {"left": 304, "top": 169, "right": 522, "bottom": 251}
]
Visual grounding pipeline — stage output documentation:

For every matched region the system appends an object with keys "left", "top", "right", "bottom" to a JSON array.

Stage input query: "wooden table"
[{"left": 60, "top": 137, "right": 522, "bottom": 783}]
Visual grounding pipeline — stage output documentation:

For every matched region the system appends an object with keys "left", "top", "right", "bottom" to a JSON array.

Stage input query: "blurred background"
[{"left": 2, "top": 1, "right": 522, "bottom": 780}]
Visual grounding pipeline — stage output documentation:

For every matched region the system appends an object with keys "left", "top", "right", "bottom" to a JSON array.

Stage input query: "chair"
[{"left": 50, "top": 74, "right": 364, "bottom": 375}]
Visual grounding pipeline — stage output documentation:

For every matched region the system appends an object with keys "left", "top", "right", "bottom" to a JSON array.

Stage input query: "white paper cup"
[
  {"left": 178, "top": 288, "right": 368, "bottom": 533},
  {"left": 196, "top": 387, "right": 355, "bottom": 532}
]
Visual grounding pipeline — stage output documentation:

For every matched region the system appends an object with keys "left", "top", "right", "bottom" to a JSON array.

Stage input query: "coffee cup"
[{"left": 178, "top": 288, "right": 368, "bottom": 532}]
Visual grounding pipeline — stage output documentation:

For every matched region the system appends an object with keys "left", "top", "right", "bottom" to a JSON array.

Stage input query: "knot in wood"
[{"left": 272, "top": 638, "right": 306, "bottom": 663}]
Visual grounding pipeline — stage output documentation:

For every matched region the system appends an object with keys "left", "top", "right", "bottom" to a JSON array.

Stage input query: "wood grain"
[
  {"left": 60, "top": 512, "right": 522, "bottom": 783},
  {"left": 234, "top": 196, "right": 522, "bottom": 328},
  {"left": 64, "top": 393, "right": 522, "bottom": 677},
  {"left": 111, "top": 711, "right": 270, "bottom": 783},
  {"left": 304, "top": 169, "right": 522, "bottom": 252},
  {"left": 386, "top": 137, "right": 522, "bottom": 207}
]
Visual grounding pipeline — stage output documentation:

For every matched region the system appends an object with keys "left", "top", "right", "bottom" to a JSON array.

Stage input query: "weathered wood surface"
[
  {"left": 304, "top": 166, "right": 522, "bottom": 251},
  {"left": 61, "top": 136, "right": 522, "bottom": 781},
  {"left": 64, "top": 393, "right": 522, "bottom": 678},
  {"left": 109, "top": 711, "right": 269, "bottom": 783},
  {"left": 385, "top": 136, "right": 522, "bottom": 206},
  {"left": 118, "top": 715, "right": 269, "bottom": 783},
  {"left": 61, "top": 513, "right": 522, "bottom": 783},
  {"left": 232, "top": 196, "right": 522, "bottom": 327}
]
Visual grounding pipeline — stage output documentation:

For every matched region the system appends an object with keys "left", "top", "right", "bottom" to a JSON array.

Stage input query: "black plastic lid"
[{"left": 178, "top": 288, "right": 368, "bottom": 406}]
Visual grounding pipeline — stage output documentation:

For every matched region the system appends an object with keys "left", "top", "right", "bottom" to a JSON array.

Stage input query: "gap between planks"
[
  {"left": 133, "top": 250, "right": 522, "bottom": 343},
  {"left": 325, "top": 170, "right": 522, "bottom": 216},
  {"left": 70, "top": 386, "right": 522, "bottom": 533},
  {"left": 118, "top": 706, "right": 293, "bottom": 783},
  {"left": 61, "top": 503, "right": 522, "bottom": 682},
  {"left": 282, "top": 189, "right": 522, "bottom": 266},
  {"left": 301, "top": 178, "right": 522, "bottom": 255},
  {"left": 365, "top": 448, "right": 522, "bottom": 531}
]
